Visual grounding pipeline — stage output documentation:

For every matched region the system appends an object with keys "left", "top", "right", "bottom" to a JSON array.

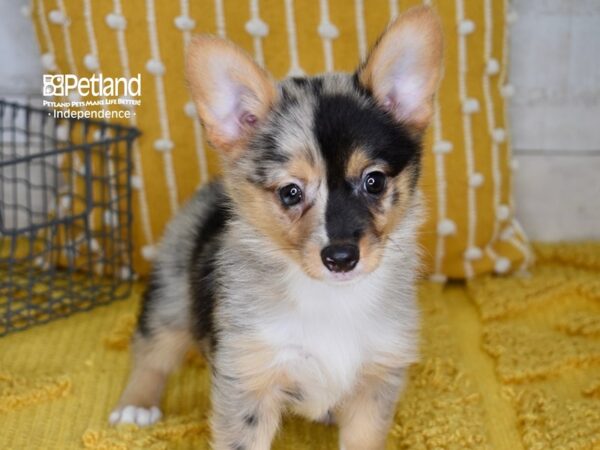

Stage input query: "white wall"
[
  {"left": 0, "top": 0, "right": 598, "bottom": 240},
  {"left": 510, "top": 0, "right": 600, "bottom": 240},
  {"left": 0, "top": 0, "right": 45, "bottom": 231},
  {"left": 0, "top": 0, "right": 42, "bottom": 100}
]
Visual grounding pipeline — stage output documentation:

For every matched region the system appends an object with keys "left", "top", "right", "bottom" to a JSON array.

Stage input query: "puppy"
[{"left": 110, "top": 6, "right": 443, "bottom": 450}]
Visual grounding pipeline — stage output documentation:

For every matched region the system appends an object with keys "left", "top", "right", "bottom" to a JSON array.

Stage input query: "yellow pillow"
[{"left": 31, "top": 0, "right": 532, "bottom": 280}]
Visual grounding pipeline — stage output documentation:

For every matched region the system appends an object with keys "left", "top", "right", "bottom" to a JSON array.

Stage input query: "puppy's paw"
[{"left": 109, "top": 405, "right": 162, "bottom": 427}]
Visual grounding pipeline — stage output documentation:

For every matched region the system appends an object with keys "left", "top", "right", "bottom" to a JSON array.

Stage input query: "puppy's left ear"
[
  {"left": 357, "top": 6, "right": 443, "bottom": 133},
  {"left": 186, "top": 35, "right": 277, "bottom": 154}
]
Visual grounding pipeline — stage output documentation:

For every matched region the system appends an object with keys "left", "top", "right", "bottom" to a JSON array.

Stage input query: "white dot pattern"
[{"left": 29, "top": 0, "right": 533, "bottom": 278}]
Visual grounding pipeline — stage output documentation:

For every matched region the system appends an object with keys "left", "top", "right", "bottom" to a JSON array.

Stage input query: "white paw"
[{"left": 109, "top": 405, "right": 162, "bottom": 427}]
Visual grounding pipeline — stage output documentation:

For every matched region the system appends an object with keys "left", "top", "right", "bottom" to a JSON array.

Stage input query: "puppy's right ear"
[{"left": 186, "top": 36, "right": 276, "bottom": 154}]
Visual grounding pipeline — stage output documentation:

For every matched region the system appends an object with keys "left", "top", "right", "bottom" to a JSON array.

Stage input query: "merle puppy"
[{"left": 110, "top": 7, "right": 443, "bottom": 450}]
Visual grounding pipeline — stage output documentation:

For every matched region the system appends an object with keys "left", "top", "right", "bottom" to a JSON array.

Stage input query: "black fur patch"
[
  {"left": 244, "top": 414, "right": 257, "bottom": 427},
  {"left": 246, "top": 118, "right": 291, "bottom": 186},
  {"left": 248, "top": 131, "right": 290, "bottom": 185},
  {"left": 392, "top": 187, "right": 401, "bottom": 205},
  {"left": 291, "top": 76, "right": 323, "bottom": 96},
  {"left": 137, "top": 270, "right": 160, "bottom": 337},
  {"left": 245, "top": 77, "right": 328, "bottom": 188},
  {"left": 283, "top": 388, "right": 304, "bottom": 402},
  {"left": 314, "top": 92, "right": 420, "bottom": 243},
  {"left": 189, "top": 183, "right": 231, "bottom": 352}
]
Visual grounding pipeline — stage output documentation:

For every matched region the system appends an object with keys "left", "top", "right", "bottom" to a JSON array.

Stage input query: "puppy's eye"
[
  {"left": 363, "top": 171, "right": 386, "bottom": 195},
  {"left": 279, "top": 183, "right": 303, "bottom": 207}
]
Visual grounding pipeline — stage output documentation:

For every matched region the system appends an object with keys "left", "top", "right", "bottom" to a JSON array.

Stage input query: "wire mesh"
[{"left": 0, "top": 99, "right": 138, "bottom": 336}]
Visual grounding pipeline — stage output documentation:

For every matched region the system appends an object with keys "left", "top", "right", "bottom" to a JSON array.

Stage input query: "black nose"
[{"left": 321, "top": 244, "right": 359, "bottom": 273}]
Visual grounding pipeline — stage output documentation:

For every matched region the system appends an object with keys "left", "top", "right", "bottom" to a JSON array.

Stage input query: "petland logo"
[{"left": 43, "top": 73, "right": 141, "bottom": 120}]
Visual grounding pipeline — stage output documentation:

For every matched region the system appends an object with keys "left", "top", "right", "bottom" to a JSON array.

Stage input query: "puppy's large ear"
[
  {"left": 357, "top": 6, "right": 443, "bottom": 133},
  {"left": 186, "top": 36, "right": 276, "bottom": 153}
]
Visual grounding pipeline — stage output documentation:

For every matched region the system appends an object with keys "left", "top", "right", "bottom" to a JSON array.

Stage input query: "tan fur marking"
[
  {"left": 358, "top": 233, "right": 385, "bottom": 274},
  {"left": 117, "top": 330, "right": 191, "bottom": 408},
  {"left": 229, "top": 338, "right": 281, "bottom": 394},
  {"left": 357, "top": 167, "right": 416, "bottom": 274},
  {"left": 287, "top": 154, "right": 324, "bottom": 186},
  {"left": 227, "top": 337, "right": 305, "bottom": 399},
  {"left": 376, "top": 169, "right": 415, "bottom": 238},
  {"left": 301, "top": 240, "right": 327, "bottom": 279},
  {"left": 346, "top": 150, "right": 371, "bottom": 180},
  {"left": 233, "top": 180, "right": 303, "bottom": 257},
  {"left": 226, "top": 154, "right": 325, "bottom": 271},
  {"left": 336, "top": 371, "right": 403, "bottom": 450}
]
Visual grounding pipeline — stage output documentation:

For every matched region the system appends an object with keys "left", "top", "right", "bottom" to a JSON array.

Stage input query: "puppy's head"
[{"left": 187, "top": 6, "right": 443, "bottom": 282}]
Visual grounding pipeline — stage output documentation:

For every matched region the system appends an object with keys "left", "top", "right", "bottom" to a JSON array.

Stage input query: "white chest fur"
[{"left": 257, "top": 265, "right": 411, "bottom": 419}]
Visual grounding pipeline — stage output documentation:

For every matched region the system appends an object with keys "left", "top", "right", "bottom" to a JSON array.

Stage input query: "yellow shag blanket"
[{"left": 1, "top": 243, "right": 599, "bottom": 449}]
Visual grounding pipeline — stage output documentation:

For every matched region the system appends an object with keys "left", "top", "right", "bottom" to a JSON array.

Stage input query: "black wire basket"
[{"left": 0, "top": 99, "right": 139, "bottom": 336}]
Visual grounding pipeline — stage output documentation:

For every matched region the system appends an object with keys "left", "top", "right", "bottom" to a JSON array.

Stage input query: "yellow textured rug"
[{"left": 1, "top": 243, "right": 599, "bottom": 449}]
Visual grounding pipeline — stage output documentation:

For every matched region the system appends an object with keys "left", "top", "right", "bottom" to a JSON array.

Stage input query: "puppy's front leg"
[
  {"left": 210, "top": 372, "right": 282, "bottom": 450},
  {"left": 336, "top": 368, "right": 406, "bottom": 450}
]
